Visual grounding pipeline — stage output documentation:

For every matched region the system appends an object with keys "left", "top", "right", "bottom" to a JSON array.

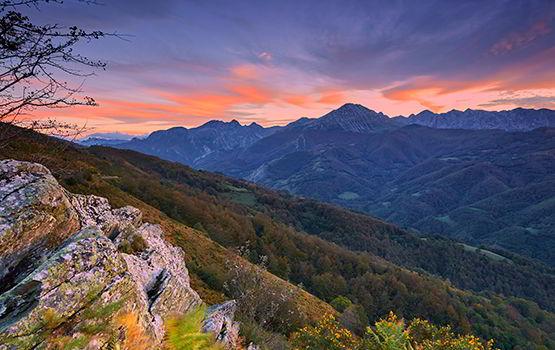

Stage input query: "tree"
[
  {"left": 0, "top": 0, "right": 108, "bottom": 143},
  {"left": 223, "top": 247, "right": 304, "bottom": 335}
]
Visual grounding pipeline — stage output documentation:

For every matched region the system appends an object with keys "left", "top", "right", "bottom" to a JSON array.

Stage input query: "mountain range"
[
  {"left": 398, "top": 107, "right": 555, "bottom": 131},
  {"left": 3, "top": 124, "right": 555, "bottom": 349},
  {"left": 86, "top": 104, "right": 555, "bottom": 266}
]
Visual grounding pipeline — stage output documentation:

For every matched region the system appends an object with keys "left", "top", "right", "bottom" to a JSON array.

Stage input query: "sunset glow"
[{"left": 24, "top": 0, "right": 555, "bottom": 135}]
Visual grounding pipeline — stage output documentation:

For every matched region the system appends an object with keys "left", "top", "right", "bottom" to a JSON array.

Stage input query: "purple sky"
[{"left": 25, "top": 0, "right": 555, "bottom": 134}]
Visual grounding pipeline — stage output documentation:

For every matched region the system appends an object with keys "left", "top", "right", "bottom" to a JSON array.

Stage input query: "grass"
[{"left": 165, "top": 306, "right": 223, "bottom": 350}]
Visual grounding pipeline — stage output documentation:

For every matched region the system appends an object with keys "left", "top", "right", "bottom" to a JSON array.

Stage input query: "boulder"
[
  {"left": 0, "top": 160, "right": 79, "bottom": 294},
  {"left": 0, "top": 160, "right": 205, "bottom": 349}
]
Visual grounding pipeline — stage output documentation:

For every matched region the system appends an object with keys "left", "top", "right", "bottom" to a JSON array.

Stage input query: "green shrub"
[{"left": 331, "top": 296, "right": 352, "bottom": 312}]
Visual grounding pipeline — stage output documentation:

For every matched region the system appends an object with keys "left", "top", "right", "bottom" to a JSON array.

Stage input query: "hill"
[{"left": 2, "top": 125, "right": 555, "bottom": 349}]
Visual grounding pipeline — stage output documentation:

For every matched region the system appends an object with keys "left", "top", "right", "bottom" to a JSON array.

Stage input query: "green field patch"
[
  {"left": 223, "top": 183, "right": 249, "bottom": 192},
  {"left": 338, "top": 191, "right": 360, "bottom": 200},
  {"left": 460, "top": 244, "right": 511, "bottom": 263},
  {"left": 223, "top": 191, "right": 257, "bottom": 206},
  {"left": 436, "top": 215, "right": 455, "bottom": 226}
]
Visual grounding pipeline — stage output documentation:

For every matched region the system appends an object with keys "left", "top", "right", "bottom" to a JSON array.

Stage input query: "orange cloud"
[
  {"left": 318, "top": 90, "right": 345, "bottom": 105},
  {"left": 382, "top": 45, "right": 555, "bottom": 112},
  {"left": 383, "top": 84, "right": 446, "bottom": 112},
  {"left": 228, "top": 84, "right": 273, "bottom": 104},
  {"left": 284, "top": 94, "right": 310, "bottom": 107},
  {"left": 230, "top": 64, "right": 259, "bottom": 80}
]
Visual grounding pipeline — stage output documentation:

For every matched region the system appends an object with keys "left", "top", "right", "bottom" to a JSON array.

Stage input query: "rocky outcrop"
[
  {"left": 0, "top": 160, "right": 243, "bottom": 349},
  {"left": 202, "top": 301, "right": 241, "bottom": 350}
]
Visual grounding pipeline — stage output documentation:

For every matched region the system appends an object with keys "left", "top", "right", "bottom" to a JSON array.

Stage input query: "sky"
[{"left": 24, "top": 0, "right": 555, "bottom": 134}]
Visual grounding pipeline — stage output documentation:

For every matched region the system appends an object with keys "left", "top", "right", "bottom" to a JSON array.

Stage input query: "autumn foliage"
[{"left": 292, "top": 312, "right": 497, "bottom": 350}]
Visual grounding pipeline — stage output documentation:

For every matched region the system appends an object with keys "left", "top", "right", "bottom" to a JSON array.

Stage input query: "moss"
[
  {"left": 118, "top": 233, "right": 148, "bottom": 255},
  {"left": 62, "top": 335, "right": 89, "bottom": 350},
  {"left": 82, "top": 300, "right": 124, "bottom": 321}
]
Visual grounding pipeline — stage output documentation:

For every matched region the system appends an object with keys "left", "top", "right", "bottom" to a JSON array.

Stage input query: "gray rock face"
[
  {"left": 203, "top": 301, "right": 241, "bottom": 350},
  {"left": 0, "top": 160, "right": 233, "bottom": 349},
  {"left": 0, "top": 160, "right": 79, "bottom": 295}
]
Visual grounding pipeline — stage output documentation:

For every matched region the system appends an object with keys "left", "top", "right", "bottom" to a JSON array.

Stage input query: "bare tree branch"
[{"left": 0, "top": 0, "right": 112, "bottom": 144}]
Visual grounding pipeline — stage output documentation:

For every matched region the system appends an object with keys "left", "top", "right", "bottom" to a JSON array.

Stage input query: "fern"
[{"left": 165, "top": 306, "right": 223, "bottom": 350}]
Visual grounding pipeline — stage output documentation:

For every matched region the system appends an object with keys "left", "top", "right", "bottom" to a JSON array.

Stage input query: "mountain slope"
[
  {"left": 2, "top": 125, "right": 555, "bottom": 349},
  {"left": 198, "top": 122, "right": 555, "bottom": 266}
]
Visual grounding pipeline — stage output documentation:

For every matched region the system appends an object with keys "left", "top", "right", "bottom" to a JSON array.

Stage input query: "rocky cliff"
[{"left": 0, "top": 160, "right": 241, "bottom": 349}]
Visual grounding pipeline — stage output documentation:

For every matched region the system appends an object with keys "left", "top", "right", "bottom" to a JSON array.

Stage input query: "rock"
[
  {"left": 0, "top": 227, "right": 136, "bottom": 349},
  {"left": 0, "top": 160, "right": 79, "bottom": 295},
  {"left": 0, "top": 160, "right": 205, "bottom": 349},
  {"left": 119, "top": 223, "right": 202, "bottom": 341},
  {"left": 70, "top": 194, "right": 142, "bottom": 236},
  {"left": 203, "top": 300, "right": 241, "bottom": 350}
]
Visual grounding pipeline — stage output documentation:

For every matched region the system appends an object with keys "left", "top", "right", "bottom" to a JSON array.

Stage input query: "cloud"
[
  {"left": 230, "top": 65, "right": 259, "bottom": 80},
  {"left": 257, "top": 52, "right": 273, "bottom": 62},
  {"left": 22, "top": 0, "right": 555, "bottom": 134},
  {"left": 490, "top": 20, "right": 552, "bottom": 55},
  {"left": 317, "top": 90, "right": 345, "bottom": 105},
  {"left": 284, "top": 94, "right": 310, "bottom": 107},
  {"left": 479, "top": 95, "right": 555, "bottom": 108}
]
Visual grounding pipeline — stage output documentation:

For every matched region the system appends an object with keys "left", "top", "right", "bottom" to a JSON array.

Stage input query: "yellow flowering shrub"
[
  {"left": 291, "top": 312, "right": 498, "bottom": 350},
  {"left": 291, "top": 313, "right": 359, "bottom": 350}
]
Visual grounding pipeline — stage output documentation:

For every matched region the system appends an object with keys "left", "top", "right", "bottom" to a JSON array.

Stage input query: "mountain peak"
[
  {"left": 335, "top": 103, "right": 376, "bottom": 114},
  {"left": 199, "top": 119, "right": 242, "bottom": 129},
  {"left": 300, "top": 103, "right": 392, "bottom": 133},
  {"left": 248, "top": 121, "right": 263, "bottom": 128}
]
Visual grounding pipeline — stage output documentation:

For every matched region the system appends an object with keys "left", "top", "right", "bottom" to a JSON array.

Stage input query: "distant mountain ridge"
[
  {"left": 115, "top": 119, "right": 279, "bottom": 166},
  {"left": 84, "top": 105, "right": 555, "bottom": 150},
  {"left": 398, "top": 107, "right": 555, "bottom": 131},
  {"left": 77, "top": 132, "right": 141, "bottom": 146}
]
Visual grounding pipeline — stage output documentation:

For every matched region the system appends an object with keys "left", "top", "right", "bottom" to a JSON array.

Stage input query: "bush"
[
  {"left": 291, "top": 312, "right": 498, "bottom": 350},
  {"left": 331, "top": 296, "right": 352, "bottom": 312},
  {"left": 224, "top": 249, "right": 305, "bottom": 335},
  {"left": 239, "top": 320, "right": 291, "bottom": 350},
  {"left": 291, "top": 314, "right": 358, "bottom": 350}
]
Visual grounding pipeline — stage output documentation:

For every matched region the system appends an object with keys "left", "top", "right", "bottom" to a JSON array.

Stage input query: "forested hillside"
[
  {"left": 113, "top": 105, "right": 555, "bottom": 267},
  {"left": 2, "top": 125, "right": 555, "bottom": 349}
]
